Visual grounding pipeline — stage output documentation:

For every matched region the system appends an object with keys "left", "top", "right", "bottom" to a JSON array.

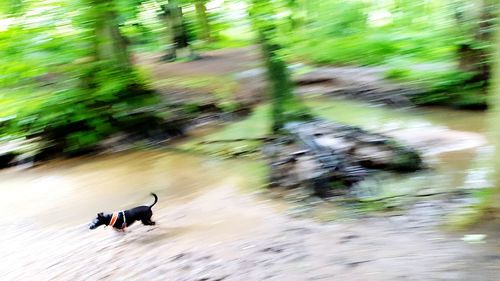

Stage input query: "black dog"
[{"left": 89, "top": 193, "right": 158, "bottom": 231}]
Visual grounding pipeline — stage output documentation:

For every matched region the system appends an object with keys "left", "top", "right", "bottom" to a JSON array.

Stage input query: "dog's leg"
[
  {"left": 141, "top": 218, "right": 155, "bottom": 225},
  {"left": 141, "top": 210, "right": 156, "bottom": 225}
]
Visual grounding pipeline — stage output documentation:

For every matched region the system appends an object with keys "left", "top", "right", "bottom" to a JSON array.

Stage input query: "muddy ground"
[{"left": 1, "top": 175, "right": 499, "bottom": 280}]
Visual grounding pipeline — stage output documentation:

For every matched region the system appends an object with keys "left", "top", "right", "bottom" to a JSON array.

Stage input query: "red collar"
[
  {"left": 109, "top": 212, "right": 119, "bottom": 227},
  {"left": 109, "top": 211, "right": 127, "bottom": 230}
]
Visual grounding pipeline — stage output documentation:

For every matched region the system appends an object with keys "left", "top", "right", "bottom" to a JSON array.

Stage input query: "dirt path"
[
  {"left": 2, "top": 186, "right": 499, "bottom": 280},
  {"left": 137, "top": 46, "right": 261, "bottom": 77},
  {"left": 137, "top": 46, "right": 266, "bottom": 107},
  {"left": 137, "top": 46, "right": 420, "bottom": 109}
]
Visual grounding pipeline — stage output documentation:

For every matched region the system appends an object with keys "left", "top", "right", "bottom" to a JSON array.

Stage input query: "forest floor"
[
  {"left": 137, "top": 45, "right": 420, "bottom": 110},
  {"left": 1, "top": 46, "right": 500, "bottom": 280}
]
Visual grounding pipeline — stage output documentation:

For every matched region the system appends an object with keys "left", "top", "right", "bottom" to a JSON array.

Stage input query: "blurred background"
[{"left": 1, "top": 0, "right": 500, "bottom": 280}]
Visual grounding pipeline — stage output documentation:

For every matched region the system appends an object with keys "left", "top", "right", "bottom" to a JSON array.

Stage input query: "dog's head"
[{"left": 89, "top": 212, "right": 106, "bottom": 230}]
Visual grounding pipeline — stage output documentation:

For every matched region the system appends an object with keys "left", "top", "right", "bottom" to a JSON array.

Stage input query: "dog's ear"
[{"left": 97, "top": 212, "right": 104, "bottom": 218}]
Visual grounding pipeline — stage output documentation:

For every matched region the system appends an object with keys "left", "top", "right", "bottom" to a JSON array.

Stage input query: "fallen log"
[{"left": 264, "top": 119, "right": 423, "bottom": 197}]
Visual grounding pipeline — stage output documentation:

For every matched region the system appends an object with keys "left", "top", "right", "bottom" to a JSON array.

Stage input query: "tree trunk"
[
  {"left": 260, "top": 36, "right": 289, "bottom": 132},
  {"left": 250, "top": 0, "right": 312, "bottom": 133},
  {"left": 195, "top": 0, "right": 211, "bottom": 42},
  {"left": 486, "top": 2, "right": 500, "bottom": 220},
  {"left": 160, "top": 0, "right": 193, "bottom": 61},
  {"left": 91, "top": 0, "right": 131, "bottom": 69},
  {"left": 456, "top": 0, "right": 495, "bottom": 88}
]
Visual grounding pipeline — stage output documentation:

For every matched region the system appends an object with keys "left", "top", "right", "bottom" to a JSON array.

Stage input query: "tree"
[
  {"left": 1, "top": 0, "right": 163, "bottom": 154},
  {"left": 250, "top": 0, "right": 312, "bottom": 133},
  {"left": 159, "top": 0, "right": 195, "bottom": 61},
  {"left": 88, "top": 0, "right": 131, "bottom": 69},
  {"left": 485, "top": 2, "right": 500, "bottom": 219},
  {"left": 454, "top": 0, "right": 496, "bottom": 90},
  {"left": 194, "top": 0, "right": 212, "bottom": 42}
]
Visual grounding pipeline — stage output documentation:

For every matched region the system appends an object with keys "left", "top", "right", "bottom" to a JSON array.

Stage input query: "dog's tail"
[{"left": 149, "top": 193, "right": 158, "bottom": 209}]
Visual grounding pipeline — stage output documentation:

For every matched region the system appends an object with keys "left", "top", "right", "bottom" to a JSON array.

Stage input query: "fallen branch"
[
  {"left": 198, "top": 137, "right": 274, "bottom": 144},
  {"left": 331, "top": 190, "right": 470, "bottom": 204},
  {"left": 414, "top": 190, "right": 470, "bottom": 197},
  {"left": 331, "top": 194, "right": 405, "bottom": 204}
]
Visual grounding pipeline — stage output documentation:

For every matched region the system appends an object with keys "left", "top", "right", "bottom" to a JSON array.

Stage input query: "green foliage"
[
  {"left": 0, "top": 0, "right": 25, "bottom": 15},
  {"left": 445, "top": 188, "right": 495, "bottom": 229},
  {"left": 383, "top": 68, "right": 411, "bottom": 80},
  {"left": 204, "top": 104, "right": 271, "bottom": 140},
  {"left": 288, "top": 29, "right": 457, "bottom": 66},
  {"left": 385, "top": 68, "right": 485, "bottom": 107},
  {"left": 314, "top": 0, "right": 368, "bottom": 37},
  {"left": 1, "top": 0, "right": 162, "bottom": 154},
  {"left": 180, "top": 104, "right": 270, "bottom": 157},
  {"left": 1, "top": 0, "right": 494, "bottom": 156},
  {"left": 277, "top": 0, "right": 492, "bottom": 106}
]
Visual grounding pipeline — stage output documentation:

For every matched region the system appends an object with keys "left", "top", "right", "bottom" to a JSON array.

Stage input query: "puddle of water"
[
  {"left": 184, "top": 96, "right": 492, "bottom": 204},
  {"left": 0, "top": 151, "right": 268, "bottom": 227},
  {"left": 0, "top": 97, "right": 492, "bottom": 227},
  {"left": 301, "top": 97, "right": 492, "bottom": 201}
]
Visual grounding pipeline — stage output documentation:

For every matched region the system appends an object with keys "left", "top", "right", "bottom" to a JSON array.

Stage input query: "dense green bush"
[
  {"left": 0, "top": 1, "right": 164, "bottom": 154},
  {"left": 276, "top": 0, "right": 491, "bottom": 107}
]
